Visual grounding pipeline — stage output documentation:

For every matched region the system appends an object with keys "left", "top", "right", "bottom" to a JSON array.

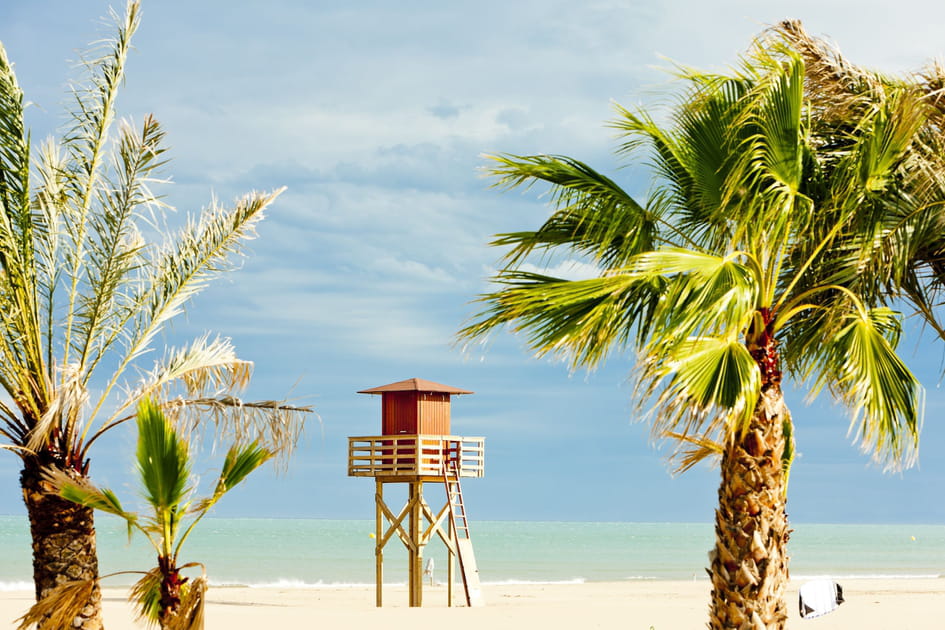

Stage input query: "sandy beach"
[{"left": 1, "top": 578, "right": 942, "bottom": 629}]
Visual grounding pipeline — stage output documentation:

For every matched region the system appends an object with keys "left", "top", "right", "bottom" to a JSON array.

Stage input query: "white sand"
[{"left": 2, "top": 579, "right": 942, "bottom": 629}]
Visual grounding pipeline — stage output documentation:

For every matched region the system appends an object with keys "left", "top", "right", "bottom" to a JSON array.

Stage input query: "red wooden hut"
[{"left": 357, "top": 377, "right": 473, "bottom": 436}]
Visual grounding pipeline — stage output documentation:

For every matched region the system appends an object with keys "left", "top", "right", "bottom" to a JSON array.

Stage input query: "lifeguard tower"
[{"left": 348, "top": 378, "right": 485, "bottom": 607}]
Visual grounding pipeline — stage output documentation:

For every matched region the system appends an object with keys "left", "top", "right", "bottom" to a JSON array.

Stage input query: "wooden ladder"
[{"left": 444, "top": 461, "right": 484, "bottom": 607}]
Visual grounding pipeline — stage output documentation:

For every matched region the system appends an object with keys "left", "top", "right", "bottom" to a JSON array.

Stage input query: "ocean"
[{"left": 0, "top": 517, "right": 942, "bottom": 590}]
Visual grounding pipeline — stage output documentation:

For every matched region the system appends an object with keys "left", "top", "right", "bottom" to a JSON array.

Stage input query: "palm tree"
[
  {"left": 0, "top": 3, "right": 308, "bottom": 627},
  {"left": 459, "top": 34, "right": 935, "bottom": 629},
  {"left": 17, "top": 398, "right": 273, "bottom": 630}
]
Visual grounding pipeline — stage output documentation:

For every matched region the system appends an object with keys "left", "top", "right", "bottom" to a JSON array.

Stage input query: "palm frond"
[
  {"left": 662, "top": 431, "right": 724, "bottom": 474},
  {"left": 0, "top": 410, "right": 29, "bottom": 450},
  {"left": 45, "top": 467, "right": 139, "bottom": 543},
  {"left": 27, "top": 363, "right": 88, "bottom": 453},
  {"left": 181, "top": 442, "right": 272, "bottom": 552},
  {"left": 73, "top": 114, "right": 169, "bottom": 379},
  {"left": 60, "top": 0, "right": 141, "bottom": 370},
  {"left": 751, "top": 46, "right": 806, "bottom": 195},
  {"left": 109, "top": 335, "right": 253, "bottom": 427},
  {"left": 630, "top": 249, "right": 760, "bottom": 341},
  {"left": 772, "top": 20, "right": 886, "bottom": 124},
  {"left": 0, "top": 42, "right": 46, "bottom": 416},
  {"left": 638, "top": 335, "right": 762, "bottom": 446},
  {"left": 45, "top": 467, "right": 126, "bottom": 517},
  {"left": 87, "top": 188, "right": 283, "bottom": 425},
  {"left": 136, "top": 398, "right": 191, "bottom": 513},
  {"left": 807, "top": 306, "right": 923, "bottom": 470},
  {"left": 0, "top": 443, "right": 31, "bottom": 454},
  {"left": 214, "top": 441, "right": 273, "bottom": 495},
  {"left": 853, "top": 92, "right": 926, "bottom": 195},
  {"left": 484, "top": 153, "right": 658, "bottom": 268},
  {"left": 33, "top": 138, "right": 69, "bottom": 369},
  {"left": 16, "top": 578, "right": 98, "bottom": 630},
  {"left": 160, "top": 396, "right": 308, "bottom": 466},
  {"left": 721, "top": 47, "right": 809, "bottom": 255},
  {"left": 129, "top": 567, "right": 163, "bottom": 626},
  {"left": 0, "top": 43, "right": 31, "bottom": 249},
  {"left": 613, "top": 99, "right": 738, "bottom": 250},
  {"left": 459, "top": 270, "right": 663, "bottom": 369},
  {"left": 169, "top": 573, "right": 207, "bottom": 630},
  {"left": 194, "top": 441, "right": 273, "bottom": 514}
]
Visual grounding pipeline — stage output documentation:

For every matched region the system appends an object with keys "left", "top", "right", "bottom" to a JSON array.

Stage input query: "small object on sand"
[
  {"left": 424, "top": 558, "right": 435, "bottom": 585},
  {"left": 799, "top": 579, "right": 844, "bottom": 619}
]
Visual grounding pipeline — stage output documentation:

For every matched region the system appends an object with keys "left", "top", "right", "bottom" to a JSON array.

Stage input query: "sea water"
[{"left": 0, "top": 517, "right": 942, "bottom": 589}]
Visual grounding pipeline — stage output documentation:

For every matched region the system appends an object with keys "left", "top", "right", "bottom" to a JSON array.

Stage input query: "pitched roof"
[{"left": 357, "top": 377, "right": 473, "bottom": 395}]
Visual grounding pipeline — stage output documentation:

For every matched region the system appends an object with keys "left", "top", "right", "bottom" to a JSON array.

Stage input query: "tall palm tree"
[
  {"left": 18, "top": 398, "right": 274, "bottom": 630},
  {"left": 459, "top": 35, "right": 935, "bottom": 629},
  {"left": 0, "top": 3, "right": 308, "bottom": 628}
]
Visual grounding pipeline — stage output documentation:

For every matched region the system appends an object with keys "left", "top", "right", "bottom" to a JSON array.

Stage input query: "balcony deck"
[{"left": 347, "top": 434, "right": 484, "bottom": 481}]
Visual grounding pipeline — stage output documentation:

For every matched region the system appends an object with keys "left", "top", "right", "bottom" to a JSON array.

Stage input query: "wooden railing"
[{"left": 347, "top": 435, "right": 485, "bottom": 479}]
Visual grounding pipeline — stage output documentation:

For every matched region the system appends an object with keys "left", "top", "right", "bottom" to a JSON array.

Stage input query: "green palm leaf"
[
  {"left": 641, "top": 335, "right": 761, "bottom": 447},
  {"left": 191, "top": 442, "right": 273, "bottom": 516},
  {"left": 751, "top": 49, "right": 805, "bottom": 196},
  {"left": 215, "top": 442, "right": 273, "bottom": 494},
  {"left": 129, "top": 568, "right": 162, "bottom": 626},
  {"left": 630, "top": 249, "right": 760, "bottom": 342},
  {"left": 45, "top": 467, "right": 139, "bottom": 543},
  {"left": 33, "top": 138, "right": 69, "bottom": 369},
  {"left": 135, "top": 399, "right": 190, "bottom": 512},
  {"left": 460, "top": 270, "right": 662, "bottom": 368},
  {"left": 854, "top": 92, "right": 926, "bottom": 194},
  {"left": 809, "top": 306, "right": 923, "bottom": 470},
  {"left": 486, "top": 153, "right": 657, "bottom": 268},
  {"left": 52, "top": 473, "right": 129, "bottom": 519},
  {"left": 0, "top": 42, "right": 45, "bottom": 418}
]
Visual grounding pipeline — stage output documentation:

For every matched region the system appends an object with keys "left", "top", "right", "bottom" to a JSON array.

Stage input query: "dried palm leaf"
[
  {"left": 662, "top": 431, "right": 724, "bottom": 474},
  {"left": 16, "top": 578, "right": 97, "bottom": 630},
  {"left": 169, "top": 572, "right": 208, "bottom": 630}
]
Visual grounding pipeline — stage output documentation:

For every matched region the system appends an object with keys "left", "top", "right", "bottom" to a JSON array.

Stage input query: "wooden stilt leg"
[
  {"left": 448, "top": 522, "right": 455, "bottom": 607},
  {"left": 408, "top": 482, "right": 421, "bottom": 607},
  {"left": 375, "top": 480, "right": 383, "bottom": 608},
  {"left": 418, "top": 481, "right": 426, "bottom": 607}
]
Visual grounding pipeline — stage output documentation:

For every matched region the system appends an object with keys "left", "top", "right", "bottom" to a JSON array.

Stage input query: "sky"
[{"left": 0, "top": 0, "right": 944, "bottom": 524}]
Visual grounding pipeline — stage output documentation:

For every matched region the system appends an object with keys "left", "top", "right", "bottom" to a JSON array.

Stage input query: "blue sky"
[{"left": 0, "top": 0, "right": 944, "bottom": 524}]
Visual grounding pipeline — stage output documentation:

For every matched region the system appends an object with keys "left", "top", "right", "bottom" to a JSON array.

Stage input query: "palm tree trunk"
[
  {"left": 708, "top": 383, "right": 791, "bottom": 630},
  {"left": 21, "top": 459, "right": 103, "bottom": 630},
  {"left": 158, "top": 555, "right": 185, "bottom": 629}
]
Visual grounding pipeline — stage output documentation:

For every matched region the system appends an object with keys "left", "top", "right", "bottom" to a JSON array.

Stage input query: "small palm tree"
[
  {"left": 18, "top": 398, "right": 273, "bottom": 630},
  {"left": 0, "top": 3, "right": 308, "bottom": 626},
  {"left": 460, "top": 32, "right": 940, "bottom": 629}
]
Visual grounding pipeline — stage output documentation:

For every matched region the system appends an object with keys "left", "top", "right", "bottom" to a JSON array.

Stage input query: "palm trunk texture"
[
  {"left": 21, "top": 459, "right": 103, "bottom": 630},
  {"left": 158, "top": 555, "right": 186, "bottom": 629},
  {"left": 708, "top": 382, "right": 791, "bottom": 630}
]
